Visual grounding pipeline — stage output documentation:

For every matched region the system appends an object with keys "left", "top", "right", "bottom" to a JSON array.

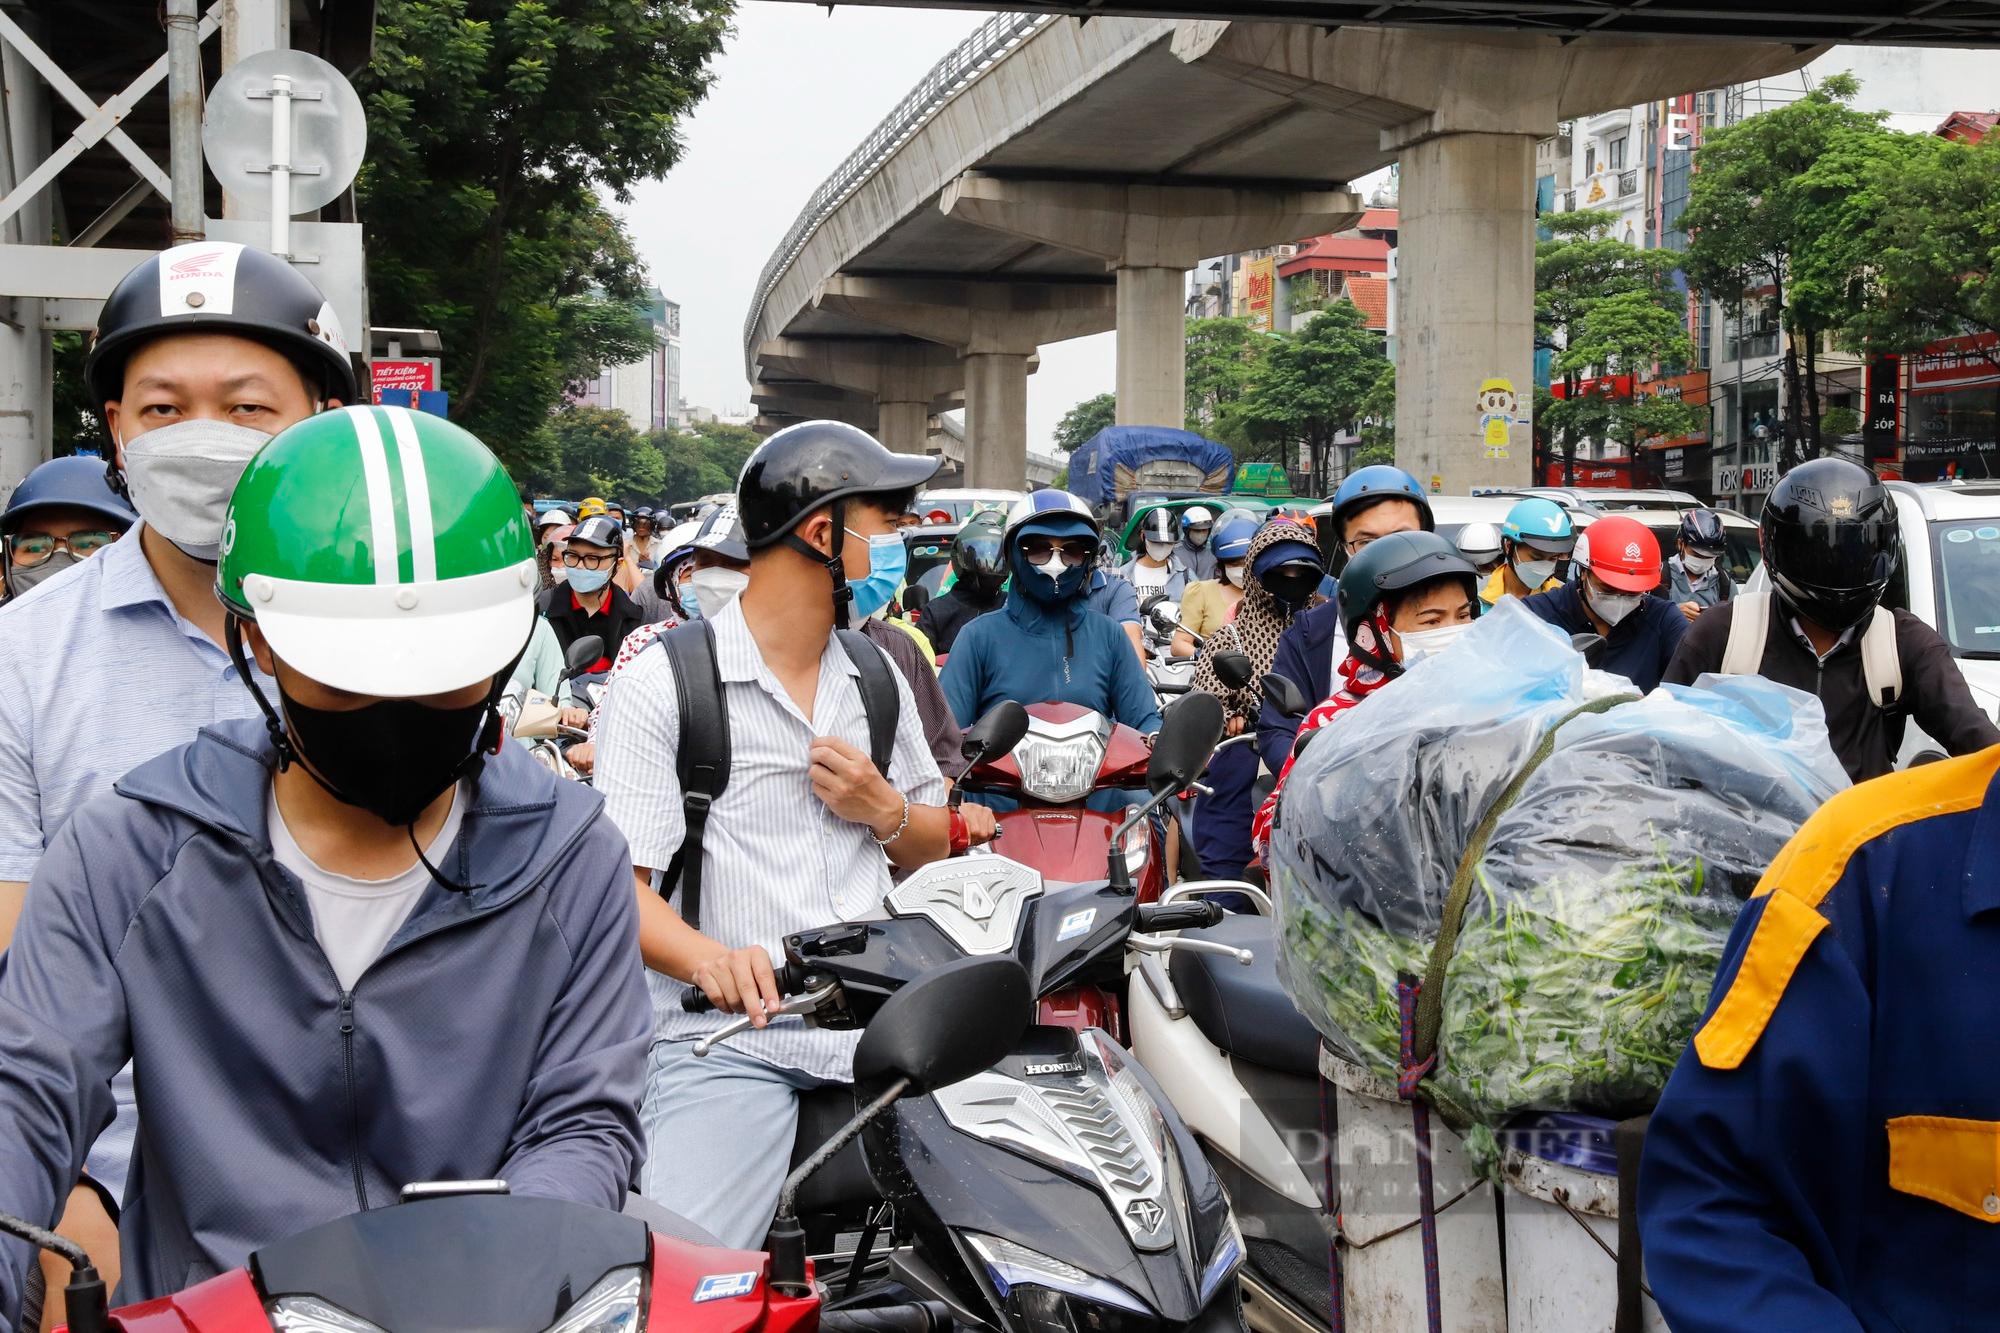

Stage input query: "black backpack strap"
[
  {"left": 834, "top": 628, "right": 899, "bottom": 776},
  {"left": 656, "top": 621, "right": 729, "bottom": 929}
]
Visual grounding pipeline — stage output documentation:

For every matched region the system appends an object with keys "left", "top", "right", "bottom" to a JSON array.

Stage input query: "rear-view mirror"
[
  {"left": 1212, "top": 651, "right": 1254, "bottom": 691},
  {"left": 902, "top": 585, "right": 931, "bottom": 616},
  {"left": 1261, "top": 673, "right": 1310, "bottom": 720},
  {"left": 562, "top": 635, "right": 605, "bottom": 680},
  {"left": 1148, "top": 692, "right": 1225, "bottom": 796},
  {"left": 962, "top": 700, "right": 1029, "bottom": 766},
  {"left": 853, "top": 955, "right": 1032, "bottom": 1093}
]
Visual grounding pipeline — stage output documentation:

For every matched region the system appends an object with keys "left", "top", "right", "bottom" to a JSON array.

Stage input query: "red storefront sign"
[
  {"left": 1910, "top": 333, "right": 2000, "bottom": 389},
  {"left": 369, "top": 358, "right": 441, "bottom": 400},
  {"left": 1542, "top": 459, "right": 1632, "bottom": 487},
  {"left": 1548, "top": 375, "right": 1635, "bottom": 400}
]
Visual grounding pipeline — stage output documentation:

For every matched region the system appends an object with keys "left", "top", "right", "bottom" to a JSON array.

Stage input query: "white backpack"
[{"left": 1720, "top": 589, "right": 1902, "bottom": 707}]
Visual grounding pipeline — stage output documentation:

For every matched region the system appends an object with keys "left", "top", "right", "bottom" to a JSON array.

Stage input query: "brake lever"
[
  {"left": 1128, "top": 931, "right": 1253, "bottom": 965},
  {"left": 693, "top": 982, "right": 840, "bottom": 1057}
]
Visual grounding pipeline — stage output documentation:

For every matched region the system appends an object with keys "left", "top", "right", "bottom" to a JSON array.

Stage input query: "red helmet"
[{"left": 1580, "top": 515, "right": 1661, "bottom": 592}]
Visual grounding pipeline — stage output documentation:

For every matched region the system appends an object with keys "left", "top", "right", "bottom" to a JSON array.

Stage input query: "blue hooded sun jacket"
[
  {"left": 940, "top": 589, "right": 1161, "bottom": 735},
  {"left": 0, "top": 718, "right": 651, "bottom": 1324}
]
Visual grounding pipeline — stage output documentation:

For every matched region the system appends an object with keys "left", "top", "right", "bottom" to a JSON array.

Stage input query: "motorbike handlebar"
[
  {"left": 1135, "top": 900, "right": 1225, "bottom": 933},
  {"left": 819, "top": 1303, "right": 952, "bottom": 1333},
  {"left": 679, "top": 961, "right": 808, "bottom": 1013}
]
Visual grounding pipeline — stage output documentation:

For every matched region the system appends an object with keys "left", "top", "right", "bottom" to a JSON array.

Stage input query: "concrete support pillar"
[
  {"left": 755, "top": 337, "right": 964, "bottom": 457},
  {"left": 1171, "top": 21, "right": 1825, "bottom": 493},
  {"left": 877, "top": 399, "right": 931, "bottom": 455},
  {"left": 1116, "top": 267, "right": 1188, "bottom": 428},
  {"left": 964, "top": 353, "right": 1029, "bottom": 490},
  {"left": 810, "top": 277, "right": 1116, "bottom": 487},
  {"left": 941, "top": 174, "right": 1362, "bottom": 431},
  {"left": 1396, "top": 132, "right": 1537, "bottom": 493}
]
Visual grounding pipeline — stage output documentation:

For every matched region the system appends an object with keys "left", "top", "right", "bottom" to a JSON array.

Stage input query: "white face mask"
[
  {"left": 1513, "top": 557, "right": 1558, "bottom": 589},
  {"left": 1682, "top": 551, "right": 1718, "bottom": 578},
  {"left": 1223, "top": 563, "right": 1247, "bottom": 588},
  {"left": 1144, "top": 540, "right": 1176, "bottom": 563},
  {"left": 1587, "top": 580, "right": 1643, "bottom": 626},
  {"left": 1395, "top": 620, "right": 1472, "bottom": 660},
  {"left": 689, "top": 566, "right": 748, "bottom": 619},
  {"left": 121, "top": 418, "right": 274, "bottom": 561}
]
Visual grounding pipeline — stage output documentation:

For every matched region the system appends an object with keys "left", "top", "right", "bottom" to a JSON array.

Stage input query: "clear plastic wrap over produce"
[{"left": 1267, "top": 599, "right": 1849, "bottom": 1124}]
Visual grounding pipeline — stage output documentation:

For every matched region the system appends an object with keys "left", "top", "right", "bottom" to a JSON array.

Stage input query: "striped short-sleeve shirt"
[{"left": 592, "top": 597, "right": 946, "bottom": 1080}]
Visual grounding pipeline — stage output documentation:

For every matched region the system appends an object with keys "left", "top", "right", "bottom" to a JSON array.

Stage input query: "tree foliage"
[
  {"left": 1680, "top": 73, "right": 1896, "bottom": 469},
  {"left": 1847, "top": 131, "right": 2000, "bottom": 371},
  {"left": 1184, "top": 318, "right": 1266, "bottom": 440},
  {"left": 658, "top": 420, "right": 760, "bottom": 506},
  {"left": 1536, "top": 210, "right": 1702, "bottom": 480},
  {"left": 1053, "top": 393, "right": 1117, "bottom": 455},
  {"left": 1233, "top": 301, "right": 1390, "bottom": 494},
  {"left": 357, "top": 0, "right": 730, "bottom": 476}
]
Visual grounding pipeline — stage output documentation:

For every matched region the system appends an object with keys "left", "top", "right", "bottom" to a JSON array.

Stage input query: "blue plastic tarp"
[{"left": 1066, "top": 426, "right": 1235, "bottom": 507}]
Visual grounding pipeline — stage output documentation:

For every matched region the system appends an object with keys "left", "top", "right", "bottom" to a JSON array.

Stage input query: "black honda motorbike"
[{"left": 688, "top": 693, "right": 1250, "bottom": 1333}]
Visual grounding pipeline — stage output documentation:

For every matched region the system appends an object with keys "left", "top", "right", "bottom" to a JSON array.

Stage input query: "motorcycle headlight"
[
  {"left": 1014, "top": 713, "right": 1110, "bottom": 803},
  {"left": 268, "top": 1297, "right": 388, "bottom": 1333},
  {"left": 964, "top": 1232, "right": 1151, "bottom": 1317},
  {"left": 544, "top": 1265, "right": 644, "bottom": 1333}
]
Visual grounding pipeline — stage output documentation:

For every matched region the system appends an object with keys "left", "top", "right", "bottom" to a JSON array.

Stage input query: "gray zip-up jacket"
[{"left": 0, "top": 719, "right": 651, "bottom": 1324}]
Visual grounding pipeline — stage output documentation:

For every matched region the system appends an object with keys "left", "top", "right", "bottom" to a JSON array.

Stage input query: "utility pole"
[{"left": 166, "top": 0, "right": 204, "bottom": 242}]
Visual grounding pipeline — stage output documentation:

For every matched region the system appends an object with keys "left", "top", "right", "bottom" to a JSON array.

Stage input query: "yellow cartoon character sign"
[{"left": 1476, "top": 377, "right": 1523, "bottom": 459}]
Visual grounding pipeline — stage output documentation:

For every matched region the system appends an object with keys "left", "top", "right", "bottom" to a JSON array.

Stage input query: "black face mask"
[
  {"left": 1262, "top": 569, "right": 1322, "bottom": 609},
  {"left": 969, "top": 571, "right": 1008, "bottom": 601},
  {"left": 280, "top": 688, "right": 494, "bottom": 828}
]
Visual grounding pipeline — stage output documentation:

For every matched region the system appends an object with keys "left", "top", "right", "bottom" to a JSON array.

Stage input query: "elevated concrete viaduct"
[{"left": 746, "top": 12, "right": 1818, "bottom": 490}]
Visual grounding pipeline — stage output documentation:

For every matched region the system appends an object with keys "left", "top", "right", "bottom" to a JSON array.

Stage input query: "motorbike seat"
[
  {"left": 1167, "top": 912, "right": 1321, "bottom": 1077},
  {"left": 790, "top": 1083, "right": 881, "bottom": 1215}
]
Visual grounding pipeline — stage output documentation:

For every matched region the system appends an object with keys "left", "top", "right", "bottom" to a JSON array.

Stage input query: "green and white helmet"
[{"left": 218, "top": 404, "right": 536, "bottom": 698}]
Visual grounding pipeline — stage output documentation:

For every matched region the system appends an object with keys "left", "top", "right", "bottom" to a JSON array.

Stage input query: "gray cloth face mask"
[
  {"left": 119, "top": 419, "right": 274, "bottom": 562},
  {"left": 5, "top": 549, "right": 79, "bottom": 599}
]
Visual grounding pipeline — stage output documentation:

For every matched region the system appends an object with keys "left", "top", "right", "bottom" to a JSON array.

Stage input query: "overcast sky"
[{"left": 616, "top": 2, "right": 1117, "bottom": 458}]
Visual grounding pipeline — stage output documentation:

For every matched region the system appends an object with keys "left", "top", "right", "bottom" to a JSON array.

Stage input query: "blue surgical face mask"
[
  {"left": 845, "top": 527, "right": 908, "bottom": 623},
  {"left": 566, "top": 565, "right": 612, "bottom": 595}
]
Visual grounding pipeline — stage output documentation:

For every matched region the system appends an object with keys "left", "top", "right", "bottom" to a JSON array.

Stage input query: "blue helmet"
[
  {"left": 1211, "top": 516, "right": 1257, "bottom": 562},
  {"left": 1500, "top": 497, "right": 1576, "bottom": 556},
  {"left": 1330, "top": 465, "right": 1433, "bottom": 537},
  {"left": 1678, "top": 506, "right": 1727, "bottom": 555},
  {"left": 2, "top": 455, "right": 137, "bottom": 534},
  {"left": 1004, "top": 489, "right": 1100, "bottom": 545}
]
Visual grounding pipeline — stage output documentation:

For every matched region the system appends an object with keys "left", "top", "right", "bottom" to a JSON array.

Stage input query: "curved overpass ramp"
[{"left": 749, "top": 13, "right": 1819, "bottom": 490}]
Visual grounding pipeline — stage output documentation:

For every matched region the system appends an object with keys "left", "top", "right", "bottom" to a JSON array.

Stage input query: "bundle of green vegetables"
[{"left": 1266, "top": 602, "right": 1848, "bottom": 1125}]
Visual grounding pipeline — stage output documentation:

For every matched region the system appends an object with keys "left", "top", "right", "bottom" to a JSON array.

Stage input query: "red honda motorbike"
[
  {"left": 954, "top": 646, "right": 1269, "bottom": 1040},
  {"left": 2, "top": 953, "right": 1027, "bottom": 1333}
]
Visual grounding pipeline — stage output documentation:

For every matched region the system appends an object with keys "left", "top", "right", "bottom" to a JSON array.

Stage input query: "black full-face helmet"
[{"left": 1761, "top": 457, "right": 1899, "bottom": 632}]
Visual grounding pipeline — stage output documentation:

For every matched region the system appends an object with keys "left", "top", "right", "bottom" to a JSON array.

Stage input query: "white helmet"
[{"left": 1455, "top": 521, "right": 1504, "bottom": 565}]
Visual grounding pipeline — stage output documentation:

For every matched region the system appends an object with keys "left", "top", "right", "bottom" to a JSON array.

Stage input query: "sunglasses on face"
[
  {"left": 1018, "top": 537, "right": 1096, "bottom": 566},
  {"left": 7, "top": 530, "right": 118, "bottom": 566},
  {"left": 561, "top": 549, "right": 619, "bottom": 570}
]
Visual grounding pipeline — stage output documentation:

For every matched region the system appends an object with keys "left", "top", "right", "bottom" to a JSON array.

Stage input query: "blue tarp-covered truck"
[{"left": 1066, "top": 426, "right": 1235, "bottom": 520}]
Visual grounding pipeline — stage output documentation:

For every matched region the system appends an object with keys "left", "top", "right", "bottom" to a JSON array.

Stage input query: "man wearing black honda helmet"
[
  {"left": 0, "top": 242, "right": 352, "bottom": 1299},
  {"left": 592, "top": 420, "right": 993, "bottom": 1250},
  {"left": 1664, "top": 457, "right": 1998, "bottom": 781}
]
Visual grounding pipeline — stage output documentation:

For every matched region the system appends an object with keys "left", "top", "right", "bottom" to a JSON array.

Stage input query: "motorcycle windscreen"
[{"left": 250, "top": 1194, "right": 650, "bottom": 1333}]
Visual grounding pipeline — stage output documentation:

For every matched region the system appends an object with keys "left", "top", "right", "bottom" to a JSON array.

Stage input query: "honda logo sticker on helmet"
[{"left": 155, "top": 242, "right": 243, "bottom": 318}]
